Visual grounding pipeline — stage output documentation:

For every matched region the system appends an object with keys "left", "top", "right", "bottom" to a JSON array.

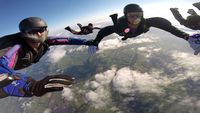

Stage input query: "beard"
[{"left": 22, "top": 31, "right": 48, "bottom": 43}]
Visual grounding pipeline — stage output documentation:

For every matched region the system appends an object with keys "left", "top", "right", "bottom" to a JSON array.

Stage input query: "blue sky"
[{"left": 0, "top": 0, "right": 198, "bottom": 36}]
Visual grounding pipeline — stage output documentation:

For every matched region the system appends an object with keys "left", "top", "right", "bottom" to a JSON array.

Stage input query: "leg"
[
  {"left": 193, "top": 2, "right": 200, "bottom": 10},
  {"left": 77, "top": 23, "right": 82, "bottom": 29},
  {"left": 170, "top": 8, "right": 187, "bottom": 25},
  {"left": 65, "top": 26, "right": 82, "bottom": 35},
  {"left": 187, "top": 9, "right": 198, "bottom": 16}
]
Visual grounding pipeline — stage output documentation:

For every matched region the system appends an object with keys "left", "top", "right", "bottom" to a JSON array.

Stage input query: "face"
[
  {"left": 88, "top": 24, "right": 93, "bottom": 28},
  {"left": 22, "top": 27, "right": 48, "bottom": 48},
  {"left": 126, "top": 12, "right": 143, "bottom": 25}
]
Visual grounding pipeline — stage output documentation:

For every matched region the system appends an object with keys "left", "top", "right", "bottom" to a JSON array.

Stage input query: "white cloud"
[
  {"left": 138, "top": 46, "right": 162, "bottom": 58},
  {"left": 170, "top": 51, "right": 200, "bottom": 66},
  {"left": 46, "top": 44, "right": 87, "bottom": 63},
  {"left": 89, "top": 81, "right": 100, "bottom": 90},
  {"left": 158, "top": 51, "right": 200, "bottom": 85},
  {"left": 47, "top": 46, "right": 66, "bottom": 63},
  {"left": 83, "top": 67, "right": 169, "bottom": 108},
  {"left": 21, "top": 99, "right": 34, "bottom": 113},
  {"left": 68, "top": 46, "right": 86, "bottom": 53},
  {"left": 43, "top": 108, "right": 52, "bottom": 113},
  {"left": 48, "top": 28, "right": 200, "bottom": 111},
  {"left": 97, "top": 34, "right": 158, "bottom": 53},
  {"left": 94, "top": 67, "right": 116, "bottom": 85},
  {"left": 112, "top": 67, "right": 165, "bottom": 95},
  {"left": 84, "top": 68, "right": 117, "bottom": 108},
  {"left": 85, "top": 87, "right": 111, "bottom": 108},
  {"left": 62, "top": 87, "right": 74, "bottom": 101}
]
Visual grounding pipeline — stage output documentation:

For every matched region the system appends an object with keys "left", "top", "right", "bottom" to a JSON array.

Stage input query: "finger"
[
  {"left": 49, "top": 75, "right": 75, "bottom": 81},
  {"left": 48, "top": 78, "right": 75, "bottom": 85},
  {"left": 44, "top": 83, "right": 69, "bottom": 88},
  {"left": 45, "top": 86, "right": 63, "bottom": 92}
]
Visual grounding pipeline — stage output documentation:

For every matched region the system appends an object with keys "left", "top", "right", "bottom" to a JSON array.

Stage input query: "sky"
[{"left": 0, "top": 0, "right": 198, "bottom": 36}]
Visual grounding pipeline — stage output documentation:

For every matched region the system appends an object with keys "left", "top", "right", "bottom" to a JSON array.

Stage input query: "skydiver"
[
  {"left": 170, "top": 2, "right": 200, "bottom": 30},
  {"left": 0, "top": 17, "right": 96, "bottom": 70},
  {"left": 86, "top": 4, "right": 200, "bottom": 55},
  {"left": 0, "top": 47, "right": 75, "bottom": 98},
  {"left": 65, "top": 23, "right": 101, "bottom": 35}
]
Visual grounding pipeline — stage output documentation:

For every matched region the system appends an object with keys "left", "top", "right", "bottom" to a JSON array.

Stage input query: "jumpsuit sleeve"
[
  {"left": 94, "top": 26, "right": 115, "bottom": 43},
  {"left": 0, "top": 44, "right": 34, "bottom": 98},
  {"left": 93, "top": 27, "right": 101, "bottom": 29},
  {"left": 3, "top": 44, "right": 21, "bottom": 69},
  {"left": 146, "top": 17, "right": 189, "bottom": 39},
  {"left": 47, "top": 36, "right": 90, "bottom": 46}
]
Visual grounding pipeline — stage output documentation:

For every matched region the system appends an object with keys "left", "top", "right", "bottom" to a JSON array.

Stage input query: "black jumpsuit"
[{"left": 94, "top": 16, "right": 189, "bottom": 43}]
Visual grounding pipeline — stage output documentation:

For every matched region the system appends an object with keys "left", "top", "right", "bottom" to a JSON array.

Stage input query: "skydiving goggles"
[
  {"left": 126, "top": 12, "right": 143, "bottom": 19},
  {"left": 24, "top": 26, "right": 47, "bottom": 34}
]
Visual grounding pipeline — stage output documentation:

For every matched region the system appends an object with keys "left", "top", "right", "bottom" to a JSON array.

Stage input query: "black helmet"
[
  {"left": 88, "top": 23, "right": 93, "bottom": 26},
  {"left": 19, "top": 17, "right": 47, "bottom": 33},
  {"left": 123, "top": 4, "right": 143, "bottom": 15}
]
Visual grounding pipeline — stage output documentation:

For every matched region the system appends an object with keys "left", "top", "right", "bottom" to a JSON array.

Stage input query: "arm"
[
  {"left": 0, "top": 50, "right": 75, "bottom": 98},
  {"left": 193, "top": 2, "right": 200, "bottom": 10},
  {"left": 187, "top": 9, "right": 198, "bottom": 15},
  {"left": 77, "top": 23, "right": 82, "bottom": 29},
  {"left": 94, "top": 26, "right": 115, "bottom": 44},
  {"left": 170, "top": 8, "right": 187, "bottom": 25},
  {"left": 0, "top": 73, "right": 75, "bottom": 98},
  {"left": 93, "top": 27, "right": 101, "bottom": 29},
  {"left": 47, "top": 36, "right": 92, "bottom": 46},
  {"left": 146, "top": 17, "right": 189, "bottom": 40},
  {"left": 2, "top": 44, "right": 21, "bottom": 69}
]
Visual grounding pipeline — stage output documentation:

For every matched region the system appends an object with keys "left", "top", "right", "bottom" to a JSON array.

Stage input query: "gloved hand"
[
  {"left": 188, "top": 34, "right": 200, "bottom": 55},
  {"left": 86, "top": 39, "right": 99, "bottom": 55},
  {"left": 1, "top": 74, "right": 75, "bottom": 98},
  {"left": 88, "top": 46, "right": 99, "bottom": 55},
  {"left": 121, "top": 37, "right": 128, "bottom": 41},
  {"left": 30, "top": 74, "right": 75, "bottom": 97},
  {"left": 85, "top": 39, "right": 99, "bottom": 46}
]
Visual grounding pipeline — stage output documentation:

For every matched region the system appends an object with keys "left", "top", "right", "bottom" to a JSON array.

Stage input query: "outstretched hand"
[
  {"left": 188, "top": 34, "right": 200, "bottom": 55},
  {"left": 31, "top": 74, "right": 75, "bottom": 96},
  {"left": 88, "top": 46, "right": 99, "bottom": 55}
]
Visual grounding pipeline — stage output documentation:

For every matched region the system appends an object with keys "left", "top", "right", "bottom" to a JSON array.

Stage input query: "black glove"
[
  {"left": 85, "top": 39, "right": 99, "bottom": 46},
  {"left": 121, "top": 37, "right": 128, "bottom": 41},
  {"left": 30, "top": 74, "right": 75, "bottom": 97}
]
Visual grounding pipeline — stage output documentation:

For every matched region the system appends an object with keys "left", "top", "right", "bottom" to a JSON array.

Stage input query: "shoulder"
[
  {"left": 145, "top": 17, "right": 171, "bottom": 25},
  {"left": 118, "top": 16, "right": 127, "bottom": 24},
  {"left": 0, "top": 32, "right": 23, "bottom": 50},
  {"left": 116, "top": 16, "right": 128, "bottom": 30},
  {"left": 146, "top": 17, "right": 170, "bottom": 22}
]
